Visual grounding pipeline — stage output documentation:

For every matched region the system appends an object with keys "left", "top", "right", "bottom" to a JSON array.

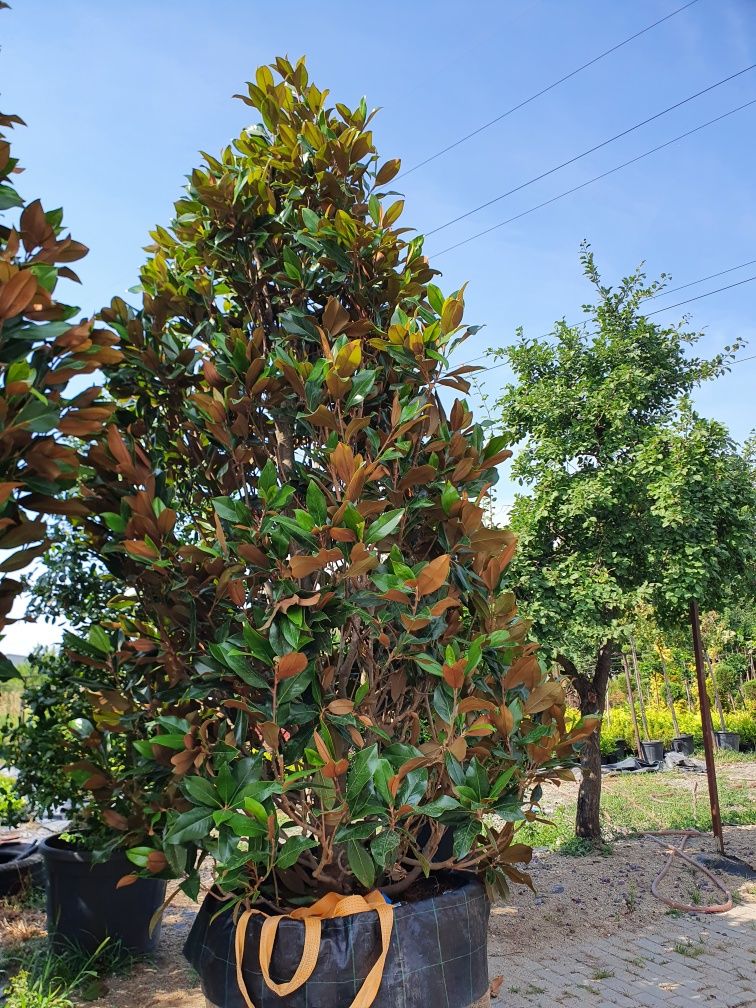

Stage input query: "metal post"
[{"left": 689, "top": 599, "right": 725, "bottom": 855}]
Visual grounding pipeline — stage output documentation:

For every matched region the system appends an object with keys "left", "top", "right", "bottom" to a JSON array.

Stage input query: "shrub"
[
  {"left": 3, "top": 643, "right": 155, "bottom": 849},
  {"left": 0, "top": 772, "right": 26, "bottom": 827},
  {"left": 597, "top": 703, "right": 756, "bottom": 753},
  {"left": 78, "top": 58, "right": 595, "bottom": 905}
]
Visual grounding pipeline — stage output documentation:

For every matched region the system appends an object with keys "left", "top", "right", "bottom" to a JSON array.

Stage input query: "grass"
[
  {"left": 518, "top": 768, "right": 756, "bottom": 853},
  {"left": 1, "top": 913, "right": 136, "bottom": 1008}
]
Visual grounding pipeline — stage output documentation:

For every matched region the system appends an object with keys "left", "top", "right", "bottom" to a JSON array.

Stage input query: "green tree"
[
  {"left": 22, "top": 518, "right": 113, "bottom": 629},
  {"left": 75, "top": 58, "right": 593, "bottom": 904},
  {"left": 492, "top": 245, "right": 747, "bottom": 839}
]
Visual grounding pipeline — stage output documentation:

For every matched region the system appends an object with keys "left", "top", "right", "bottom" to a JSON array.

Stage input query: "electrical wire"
[
  {"left": 461, "top": 277, "right": 756, "bottom": 378},
  {"left": 426, "top": 64, "right": 756, "bottom": 238},
  {"left": 461, "top": 257, "right": 756, "bottom": 365},
  {"left": 432, "top": 97, "right": 756, "bottom": 257},
  {"left": 398, "top": 0, "right": 702, "bottom": 179},
  {"left": 645, "top": 273, "right": 756, "bottom": 316}
]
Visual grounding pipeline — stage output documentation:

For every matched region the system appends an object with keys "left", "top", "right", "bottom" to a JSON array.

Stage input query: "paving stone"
[{"left": 488, "top": 901, "right": 756, "bottom": 1008}]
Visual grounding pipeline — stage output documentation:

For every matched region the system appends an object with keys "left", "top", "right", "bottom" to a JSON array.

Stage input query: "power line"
[
  {"left": 432, "top": 96, "right": 756, "bottom": 257},
  {"left": 427, "top": 64, "right": 756, "bottom": 238},
  {"left": 398, "top": 0, "right": 702, "bottom": 179},
  {"left": 641, "top": 259, "right": 756, "bottom": 303},
  {"left": 461, "top": 257, "right": 756, "bottom": 366},
  {"left": 645, "top": 273, "right": 756, "bottom": 316},
  {"left": 461, "top": 277, "right": 756, "bottom": 377}
]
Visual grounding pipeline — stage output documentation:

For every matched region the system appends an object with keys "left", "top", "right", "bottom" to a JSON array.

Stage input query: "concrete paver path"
[{"left": 490, "top": 902, "right": 755, "bottom": 1007}]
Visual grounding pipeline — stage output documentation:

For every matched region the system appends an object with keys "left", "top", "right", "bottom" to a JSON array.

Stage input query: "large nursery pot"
[
  {"left": 714, "top": 730, "right": 740, "bottom": 752},
  {"left": 671, "top": 734, "right": 694, "bottom": 756},
  {"left": 640, "top": 739, "right": 665, "bottom": 764},
  {"left": 0, "top": 840, "right": 45, "bottom": 898},
  {"left": 186, "top": 873, "right": 490, "bottom": 1008},
  {"left": 41, "top": 835, "right": 166, "bottom": 954}
]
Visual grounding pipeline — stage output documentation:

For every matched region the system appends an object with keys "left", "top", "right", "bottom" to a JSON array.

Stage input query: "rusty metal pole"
[{"left": 689, "top": 599, "right": 725, "bottom": 855}]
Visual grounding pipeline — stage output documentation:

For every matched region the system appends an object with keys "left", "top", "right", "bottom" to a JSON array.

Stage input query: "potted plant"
[
  {"left": 713, "top": 729, "right": 740, "bottom": 752},
  {"left": 639, "top": 739, "right": 665, "bottom": 764},
  {"left": 670, "top": 734, "right": 694, "bottom": 756},
  {"left": 82, "top": 58, "right": 597, "bottom": 1007},
  {"left": 5, "top": 643, "right": 167, "bottom": 953}
]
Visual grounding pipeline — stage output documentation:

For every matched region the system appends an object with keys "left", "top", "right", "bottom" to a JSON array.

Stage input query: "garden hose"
[{"left": 645, "top": 829, "right": 733, "bottom": 913}]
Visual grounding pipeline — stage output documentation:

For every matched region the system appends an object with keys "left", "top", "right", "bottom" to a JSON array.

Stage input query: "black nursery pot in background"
[
  {"left": 186, "top": 873, "right": 490, "bottom": 1008},
  {"left": 40, "top": 835, "right": 166, "bottom": 954},
  {"left": 640, "top": 740, "right": 665, "bottom": 764},
  {"left": 671, "top": 734, "right": 694, "bottom": 756},
  {"left": 714, "top": 730, "right": 741, "bottom": 752}
]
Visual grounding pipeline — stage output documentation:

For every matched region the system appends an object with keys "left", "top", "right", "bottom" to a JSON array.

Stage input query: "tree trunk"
[
  {"left": 630, "top": 637, "right": 649, "bottom": 738},
  {"left": 567, "top": 644, "right": 614, "bottom": 842},
  {"left": 660, "top": 653, "right": 680, "bottom": 735},
  {"left": 705, "top": 652, "right": 727, "bottom": 732},
  {"left": 622, "top": 653, "right": 642, "bottom": 758}
]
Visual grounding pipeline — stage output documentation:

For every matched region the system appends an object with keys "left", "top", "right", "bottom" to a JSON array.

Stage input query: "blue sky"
[{"left": 1, "top": 0, "right": 755, "bottom": 650}]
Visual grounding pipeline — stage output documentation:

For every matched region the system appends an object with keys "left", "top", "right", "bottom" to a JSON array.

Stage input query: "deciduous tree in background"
[{"left": 492, "top": 245, "right": 754, "bottom": 840}]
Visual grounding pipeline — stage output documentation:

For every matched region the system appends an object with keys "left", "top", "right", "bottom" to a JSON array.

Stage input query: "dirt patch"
[{"left": 489, "top": 824, "right": 755, "bottom": 957}]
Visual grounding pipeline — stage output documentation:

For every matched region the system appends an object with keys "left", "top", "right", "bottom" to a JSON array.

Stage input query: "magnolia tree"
[
  {"left": 78, "top": 59, "right": 593, "bottom": 906},
  {"left": 0, "top": 98, "right": 119, "bottom": 677}
]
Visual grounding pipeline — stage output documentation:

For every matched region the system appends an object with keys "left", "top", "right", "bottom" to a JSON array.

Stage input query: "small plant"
[
  {"left": 591, "top": 969, "right": 614, "bottom": 980},
  {"left": 0, "top": 773, "right": 26, "bottom": 828},
  {"left": 672, "top": 939, "right": 704, "bottom": 958},
  {"left": 1, "top": 938, "right": 127, "bottom": 1008},
  {"left": 1, "top": 646, "right": 140, "bottom": 852},
  {"left": 622, "top": 880, "right": 639, "bottom": 914}
]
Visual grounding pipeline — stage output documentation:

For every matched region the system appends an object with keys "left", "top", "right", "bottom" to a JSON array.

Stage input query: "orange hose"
[{"left": 645, "top": 830, "right": 732, "bottom": 913}]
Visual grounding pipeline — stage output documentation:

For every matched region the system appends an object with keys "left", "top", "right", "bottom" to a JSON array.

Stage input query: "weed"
[
  {"left": 591, "top": 968, "right": 615, "bottom": 980},
  {"left": 1, "top": 937, "right": 135, "bottom": 1008},
  {"left": 622, "top": 880, "right": 639, "bottom": 913},
  {"left": 672, "top": 940, "right": 704, "bottom": 958}
]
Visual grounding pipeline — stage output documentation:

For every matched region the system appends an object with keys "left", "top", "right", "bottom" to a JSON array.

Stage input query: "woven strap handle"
[{"left": 234, "top": 890, "right": 394, "bottom": 1008}]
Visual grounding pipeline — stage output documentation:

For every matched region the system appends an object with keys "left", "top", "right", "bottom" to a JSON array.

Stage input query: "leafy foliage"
[
  {"left": 22, "top": 520, "right": 112, "bottom": 629},
  {"left": 0, "top": 78, "right": 120, "bottom": 678},
  {"left": 1, "top": 644, "right": 151, "bottom": 851},
  {"left": 0, "top": 771, "right": 26, "bottom": 827},
  {"left": 76, "top": 58, "right": 592, "bottom": 905},
  {"left": 491, "top": 245, "right": 755, "bottom": 838}
]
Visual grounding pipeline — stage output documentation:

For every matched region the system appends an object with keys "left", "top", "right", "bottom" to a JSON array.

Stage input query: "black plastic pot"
[
  {"left": 671, "top": 734, "right": 694, "bottom": 756},
  {"left": 40, "top": 835, "right": 166, "bottom": 954},
  {"left": 613, "top": 740, "right": 631, "bottom": 760},
  {"left": 0, "top": 840, "right": 45, "bottom": 899},
  {"left": 640, "top": 739, "right": 664, "bottom": 764},
  {"left": 714, "top": 730, "right": 740, "bottom": 752},
  {"left": 186, "top": 873, "right": 490, "bottom": 1008}
]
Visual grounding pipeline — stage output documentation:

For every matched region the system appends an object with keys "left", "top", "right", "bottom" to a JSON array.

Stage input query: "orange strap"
[{"left": 234, "top": 890, "right": 393, "bottom": 1008}]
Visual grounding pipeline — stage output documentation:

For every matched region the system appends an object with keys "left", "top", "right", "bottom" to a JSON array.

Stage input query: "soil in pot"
[
  {"left": 0, "top": 841, "right": 45, "bottom": 899},
  {"left": 640, "top": 740, "right": 664, "bottom": 764},
  {"left": 714, "top": 731, "right": 740, "bottom": 752},
  {"left": 671, "top": 735, "right": 694, "bottom": 756},
  {"left": 186, "top": 873, "right": 489, "bottom": 1008},
  {"left": 40, "top": 835, "right": 166, "bottom": 955}
]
